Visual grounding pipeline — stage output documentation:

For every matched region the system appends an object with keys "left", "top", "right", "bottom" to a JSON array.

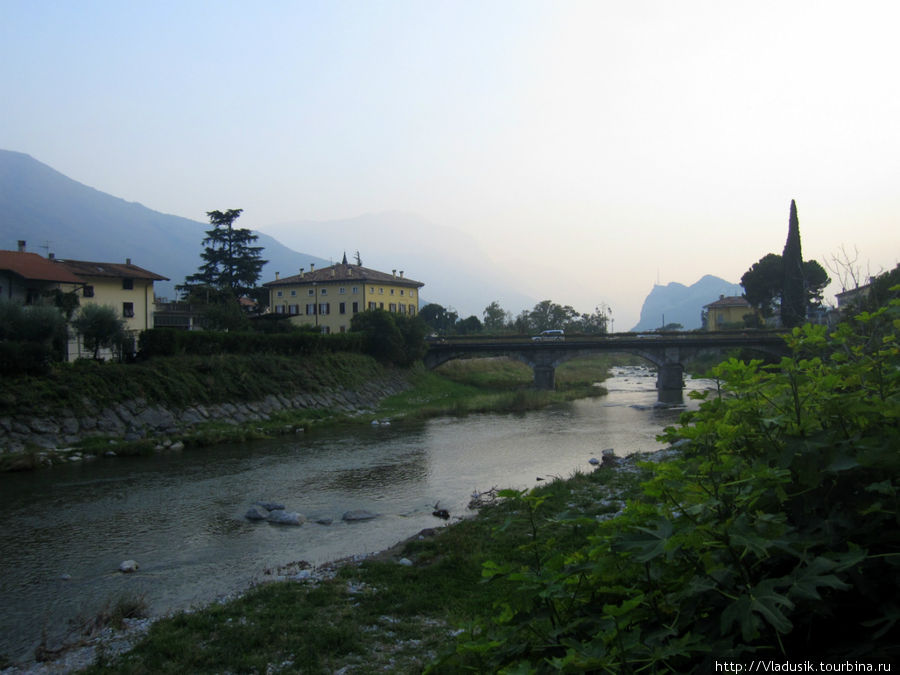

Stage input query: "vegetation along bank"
[
  {"left": 0, "top": 337, "right": 616, "bottom": 471},
  {"left": 51, "top": 297, "right": 898, "bottom": 673}
]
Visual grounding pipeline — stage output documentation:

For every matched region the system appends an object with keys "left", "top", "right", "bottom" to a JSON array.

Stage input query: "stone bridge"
[{"left": 423, "top": 332, "right": 788, "bottom": 402}]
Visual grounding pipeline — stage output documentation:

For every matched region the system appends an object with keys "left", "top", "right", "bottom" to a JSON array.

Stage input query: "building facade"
[
  {"left": 0, "top": 243, "right": 168, "bottom": 360},
  {"left": 57, "top": 258, "right": 168, "bottom": 337},
  {"left": 263, "top": 261, "right": 424, "bottom": 333},
  {"left": 702, "top": 295, "right": 757, "bottom": 330}
]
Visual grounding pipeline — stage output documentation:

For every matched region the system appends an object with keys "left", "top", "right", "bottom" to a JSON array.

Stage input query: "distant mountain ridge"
[
  {"left": 0, "top": 150, "right": 532, "bottom": 314},
  {"left": 0, "top": 150, "right": 336, "bottom": 300},
  {"left": 631, "top": 275, "right": 743, "bottom": 331}
]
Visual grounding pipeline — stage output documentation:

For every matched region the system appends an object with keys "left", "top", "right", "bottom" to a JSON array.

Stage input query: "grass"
[{"left": 79, "top": 456, "right": 656, "bottom": 674}]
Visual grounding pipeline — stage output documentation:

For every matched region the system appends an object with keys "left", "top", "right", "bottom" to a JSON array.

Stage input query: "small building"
[
  {"left": 0, "top": 242, "right": 168, "bottom": 360},
  {"left": 702, "top": 295, "right": 757, "bottom": 330},
  {"left": 263, "top": 257, "right": 424, "bottom": 334},
  {"left": 55, "top": 258, "right": 168, "bottom": 333}
]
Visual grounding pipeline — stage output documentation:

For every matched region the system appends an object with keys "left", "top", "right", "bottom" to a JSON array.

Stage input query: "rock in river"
[{"left": 342, "top": 509, "right": 379, "bottom": 522}]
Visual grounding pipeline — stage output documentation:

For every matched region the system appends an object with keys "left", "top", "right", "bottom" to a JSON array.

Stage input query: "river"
[{"left": 0, "top": 366, "right": 708, "bottom": 664}]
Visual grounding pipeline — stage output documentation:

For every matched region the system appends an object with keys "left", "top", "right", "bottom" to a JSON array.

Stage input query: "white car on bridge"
[{"left": 531, "top": 329, "right": 565, "bottom": 342}]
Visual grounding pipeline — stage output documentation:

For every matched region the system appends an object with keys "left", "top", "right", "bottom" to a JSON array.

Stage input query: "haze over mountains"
[
  {"left": 1, "top": 149, "right": 743, "bottom": 328},
  {"left": 631, "top": 275, "right": 744, "bottom": 331},
  {"left": 0, "top": 149, "right": 541, "bottom": 315}
]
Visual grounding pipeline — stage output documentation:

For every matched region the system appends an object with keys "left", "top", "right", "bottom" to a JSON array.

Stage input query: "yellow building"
[
  {"left": 702, "top": 295, "right": 757, "bottom": 330},
  {"left": 55, "top": 257, "right": 169, "bottom": 357},
  {"left": 263, "top": 259, "right": 424, "bottom": 333}
]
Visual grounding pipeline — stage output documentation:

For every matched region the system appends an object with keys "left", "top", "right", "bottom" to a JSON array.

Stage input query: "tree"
[
  {"left": 72, "top": 304, "right": 126, "bottom": 360},
  {"left": 457, "top": 315, "right": 483, "bottom": 335},
  {"left": 181, "top": 209, "right": 267, "bottom": 300},
  {"left": 482, "top": 301, "right": 510, "bottom": 331},
  {"left": 529, "top": 300, "right": 579, "bottom": 332},
  {"left": 419, "top": 303, "right": 458, "bottom": 334},
  {"left": 781, "top": 199, "right": 805, "bottom": 327},
  {"left": 350, "top": 309, "right": 427, "bottom": 366},
  {"left": 741, "top": 253, "right": 784, "bottom": 318}
]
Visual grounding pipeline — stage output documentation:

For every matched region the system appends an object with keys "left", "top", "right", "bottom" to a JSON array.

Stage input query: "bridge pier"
[
  {"left": 656, "top": 363, "right": 684, "bottom": 403},
  {"left": 533, "top": 364, "right": 556, "bottom": 390}
]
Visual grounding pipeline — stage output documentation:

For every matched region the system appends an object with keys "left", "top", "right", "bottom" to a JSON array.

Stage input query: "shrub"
[{"left": 440, "top": 296, "right": 900, "bottom": 671}]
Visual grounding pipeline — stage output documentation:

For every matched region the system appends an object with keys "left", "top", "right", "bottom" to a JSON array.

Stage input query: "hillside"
[
  {"left": 0, "top": 149, "right": 328, "bottom": 300},
  {"left": 631, "top": 274, "right": 743, "bottom": 331}
]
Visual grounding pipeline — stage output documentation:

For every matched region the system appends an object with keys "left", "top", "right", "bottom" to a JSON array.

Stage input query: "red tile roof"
[
  {"left": 703, "top": 295, "right": 751, "bottom": 309},
  {"left": 0, "top": 250, "right": 83, "bottom": 283},
  {"left": 264, "top": 262, "right": 422, "bottom": 288},
  {"left": 56, "top": 259, "right": 169, "bottom": 281}
]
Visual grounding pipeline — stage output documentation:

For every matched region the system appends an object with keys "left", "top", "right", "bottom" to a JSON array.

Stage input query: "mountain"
[
  {"left": 630, "top": 275, "right": 743, "bottom": 331},
  {"left": 0, "top": 150, "right": 534, "bottom": 315},
  {"left": 0, "top": 149, "right": 328, "bottom": 300}
]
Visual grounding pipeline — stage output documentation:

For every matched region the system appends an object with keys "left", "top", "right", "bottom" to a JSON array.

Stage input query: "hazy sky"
[{"left": 3, "top": 0, "right": 898, "bottom": 328}]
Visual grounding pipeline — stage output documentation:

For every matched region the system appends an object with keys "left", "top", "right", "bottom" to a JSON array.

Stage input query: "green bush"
[
  {"left": 440, "top": 296, "right": 900, "bottom": 671},
  {"left": 137, "top": 328, "right": 363, "bottom": 358}
]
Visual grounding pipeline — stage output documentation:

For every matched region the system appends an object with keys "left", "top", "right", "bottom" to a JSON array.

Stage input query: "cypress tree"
[{"left": 781, "top": 199, "right": 806, "bottom": 327}]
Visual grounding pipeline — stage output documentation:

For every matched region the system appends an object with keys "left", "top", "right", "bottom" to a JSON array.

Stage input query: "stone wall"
[{"left": 0, "top": 373, "right": 411, "bottom": 456}]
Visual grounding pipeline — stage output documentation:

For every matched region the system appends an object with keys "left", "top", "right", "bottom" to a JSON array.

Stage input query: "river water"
[{"left": 0, "top": 366, "right": 707, "bottom": 663}]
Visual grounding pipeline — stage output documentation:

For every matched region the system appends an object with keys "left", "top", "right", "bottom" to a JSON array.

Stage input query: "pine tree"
[
  {"left": 181, "top": 209, "right": 267, "bottom": 300},
  {"left": 781, "top": 199, "right": 805, "bottom": 327}
]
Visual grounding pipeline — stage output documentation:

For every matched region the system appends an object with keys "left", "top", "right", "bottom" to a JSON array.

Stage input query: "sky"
[{"left": 3, "top": 0, "right": 899, "bottom": 329}]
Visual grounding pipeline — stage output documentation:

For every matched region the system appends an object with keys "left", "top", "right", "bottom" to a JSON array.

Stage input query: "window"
[
  {"left": 339, "top": 287, "right": 346, "bottom": 294},
  {"left": 290, "top": 290, "right": 296, "bottom": 297},
  {"left": 339, "top": 326, "right": 346, "bottom": 333},
  {"left": 352, "top": 286, "right": 359, "bottom": 294},
  {"left": 379, "top": 302, "right": 384, "bottom": 309},
  {"left": 321, "top": 288, "right": 327, "bottom": 295},
  {"left": 400, "top": 290, "right": 405, "bottom": 296},
  {"left": 319, "top": 302, "right": 330, "bottom": 315},
  {"left": 352, "top": 301, "right": 359, "bottom": 313},
  {"left": 122, "top": 278, "right": 134, "bottom": 290},
  {"left": 390, "top": 288, "right": 395, "bottom": 295},
  {"left": 289, "top": 305, "right": 299, "bottom": 315},
  {"left": 306, "top": 303, "right": 316, "bottom": 315},
  {"left": 368, "top": 302, "right": 376, "bottom": 310},
  {"left": 389, "top": 303, "right": 397, "bottom": 312},
  {"left": 83, "top": 285, "right": 94, "bottom": 298},
  {"left": 276, "top": 290, "right": 283, "bottom": 298},
  {"left": 308, "top": 289, "right": 314, "bottom": 296},
  {"left": 339, "top": 302, "right": 346, "bottom": 314},
  {"left": 379, "top": 287, "right": 384, "bottom": 294},
  {"left": 123, "top": 302, "right": 134, "bottom": 318}
]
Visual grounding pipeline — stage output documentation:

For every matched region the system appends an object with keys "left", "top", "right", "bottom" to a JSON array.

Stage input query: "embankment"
[{"left": 0, "top": 352, "right": 411, "bottom": 467}]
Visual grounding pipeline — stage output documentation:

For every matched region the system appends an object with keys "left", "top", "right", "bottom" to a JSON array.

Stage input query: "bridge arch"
[{"left": 423, "top": 333, "right": 787, "bottom": 402}]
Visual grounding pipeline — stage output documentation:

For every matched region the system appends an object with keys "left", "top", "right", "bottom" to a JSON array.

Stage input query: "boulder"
[
  {"left": 255, "top": 501, "right": 285, "bottom": 511},
  {"left": 267, "top": 510, "right": 306, "bottom": 526},
  {"left": 342, "top": 510, "right": 379, "bottom": 522},
  {"left": 118, "top": 560, "right": 139, "bottom": 573},
  {"left": 245, "top": 505, "right": 270, "bottom": 521}
]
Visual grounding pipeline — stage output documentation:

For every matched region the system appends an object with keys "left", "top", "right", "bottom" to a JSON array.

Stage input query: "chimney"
[
  {"left": 299, "top": 267, "right": 304, "bottom": 278},
  {"left": 48, "top": 252, "right": 55, "bottom": 260},
  {"left": 17, "top": 240, "right": 26, "bottom": 252},
  {"left": 275, "top": 271, "right": 280, "bottom": 280},
  {"left": 310, "top": 263, "right": 315, "bottom": 272},
  {"left": 126, "top": 258, "right": 132, "bottom": 265},
  {"left": 399, "top": 270, "right": 404, "bottom": 278},
  {"left": 392, "top": 269, "right": 397, "bottom": 278},
  {"left": 331, "top": 268, "right": 336, "bottom": 277}
]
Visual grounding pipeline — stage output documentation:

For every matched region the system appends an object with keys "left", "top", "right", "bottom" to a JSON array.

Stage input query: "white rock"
[{"left": 119, "top": 560, "right": 139, "bottom": 573}]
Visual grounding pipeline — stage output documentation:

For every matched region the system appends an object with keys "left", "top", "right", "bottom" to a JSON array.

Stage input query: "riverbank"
[
  {"left": 0, "top": 354, "right": 612, "bottom": 472},
  {"left": 3, "top": 445, "right": 666, "bottom": 674}
]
